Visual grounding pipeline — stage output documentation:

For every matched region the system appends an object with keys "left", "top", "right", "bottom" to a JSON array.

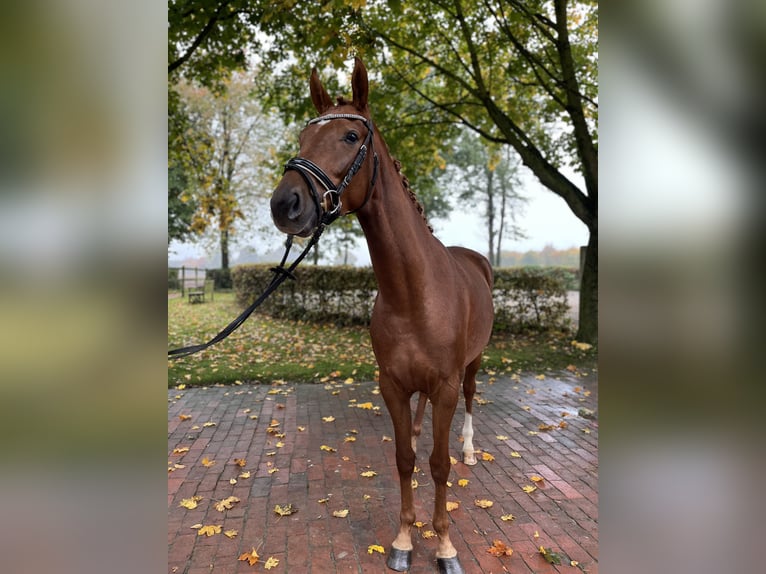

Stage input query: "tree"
[
  {"left": 166, "top": 0, "right": 599, "bottom": 342},
  {"left": 171, "top": 71, "right": 284, "bottom": 269},
  {"left": 356, "top": 0, "right": 598, "bottom": 342},
  {"left": 441, "top": 130, "right": 527, "bottom": 266}
]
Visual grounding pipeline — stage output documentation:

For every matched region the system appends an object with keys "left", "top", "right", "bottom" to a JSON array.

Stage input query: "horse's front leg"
[
  {"left": 381, "top": 380, "right": 416, "bottom": 572},
  {"left": 430, "top": 389, "right": 464, "bottom": 574}
]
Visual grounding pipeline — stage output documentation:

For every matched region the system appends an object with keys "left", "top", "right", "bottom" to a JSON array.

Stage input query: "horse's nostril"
[{"left": 287, "top": 192, "right": 302, "bottom": 220}]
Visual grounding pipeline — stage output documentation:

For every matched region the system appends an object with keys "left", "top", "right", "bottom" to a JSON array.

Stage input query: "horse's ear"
[
  {"left": 351, "top": 57, "right": 368, "bottom": 111},
  {"left": 310, "top": 67, "right": 333, "bottom": 113}
]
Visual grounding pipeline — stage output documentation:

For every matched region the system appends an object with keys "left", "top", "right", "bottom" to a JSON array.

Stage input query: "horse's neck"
[{"left": 356, "top": 146, "right": 446, "bottom": 307}]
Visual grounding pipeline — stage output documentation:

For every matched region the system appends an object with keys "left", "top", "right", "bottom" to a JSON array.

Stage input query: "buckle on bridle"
[{"left": 323, "top": 189, "right": 342, "bottom": 215}]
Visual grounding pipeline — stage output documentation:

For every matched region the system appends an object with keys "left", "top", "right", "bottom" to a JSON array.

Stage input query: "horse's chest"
[{"left": 369, "top": 309, "right": 459, "bottom": 381}]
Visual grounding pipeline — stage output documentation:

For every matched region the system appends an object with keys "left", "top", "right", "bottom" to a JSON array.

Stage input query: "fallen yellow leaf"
[
  {"left": 446, "top": 501, "right": 460, "bottom": 511},
  {"left": 534, "top": 530, "right": 540, "bottom": 538},
  {"left": 360, "top": 470, "right": 377, "bottom": 478},
  {"left": 274, "top": 504, "right": 295, "bottom": 516},
  {"left": 229, "top": 478, "right": 237, "bottom": 485},
  {"left": 382, "top": 435, "right": 392, "bottom": 442},
  {"left": 571, "top": 340, "right": 593, "bottom": 351},
  {"left": 530, "top": 475, "right": 544, "bottom": 482},
  {"left": 172, "top": 447, "right": 189, "bottom": 455},
  {"left": 202, "top": 421, "right": 216, "bottom": 427},
  {"left": 239, "top": 471, "right": 251, "bottom": 479},
  {"left": 367, "top": 544, "right": 385, "bottom": 554},
  {"left": 322, "top": 416, "right": 336, "bottom": 423},
  {"left": 179, "top": 414, "right": 191, "bottom": 421},
  {"left": 332, "top": 509, "right": 349, "bottom": 518},
  {"left": 214, "top": 496, "right": 240, "bottom": 512},
  {"left": 496, "top": 435, "right": 509, "bottom": 440},
  {"left": 201, "top": 457, "right": 215, "bottom": 467},
  {"left": 320, "top": 445, "right": 337, "bottom": 452},
  {"left": 233, "top": 458, "right": 247, "bottom": 467},
  {"left": 344, "top": 436, "right": 356, "bottom": 443},
  {"left": 422, "top": 530, "right": 436, "bottom": 539},
  {"left": 239, "top": 548, "right": 260, "bottom": 566},
  {"left": 510, "top": 451, "right": 521, "bottom": 458},
  {"left": 264, "top": 556, "right": 279, "bottom": 570},
  {"left": 487, "top": 539, "right": 513, "bottom": 557},
  {"left": 197, "top": 524, "right": 222, "bottom": 537},
  {"left": 268, "top": 468, "right": 279, "bottom": 474},
  {"left": 458, "top": 479, "right": 469, "bottom": 487},
  {"left": 475, "top": 499, "right": 494, "bottom": 508},
  {"left": 450, "top": 456, "right": 458, "bottom": 465},
  {"left": 482, "top": 452, "right": 495, "bottom": 462},
  {"left": 178, "top": 496, "right": 202, "bottom": 510},
  {"left": 414, "top": 521, "right": 426, "bottom": 528},
  {"left": 522, "top": 485, "right": 537, "bottom": 493},
  {"left": 500, "top": 514, "right": 515, "bottom": 521},
  {"left": 224, "top": 530, "right": 238, "bottom": 539}
]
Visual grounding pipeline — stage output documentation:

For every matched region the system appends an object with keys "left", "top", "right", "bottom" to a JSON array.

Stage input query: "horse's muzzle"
[{"left": 270, "top": 177, "right": 318, "bottom": 237}]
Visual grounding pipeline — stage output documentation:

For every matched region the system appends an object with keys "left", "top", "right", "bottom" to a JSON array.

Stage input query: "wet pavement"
[{"left": 168, "top": 371, "right": 598, "bottom": 573}]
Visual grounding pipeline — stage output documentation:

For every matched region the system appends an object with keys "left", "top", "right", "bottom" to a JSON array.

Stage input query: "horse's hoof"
[
  {"left": 386, "top": 547, "right": 412, "bottom": 572},
  {"left": 463, "top": 453, "right": 477, "bottom": 466},
  {"left": 436, "top": 556, "right": 465, "bottom": 574}
]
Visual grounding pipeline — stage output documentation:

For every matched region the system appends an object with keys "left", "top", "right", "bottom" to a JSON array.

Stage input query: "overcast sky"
[{"left": 169, "top": 166, "right": 588, "bottom": 267}]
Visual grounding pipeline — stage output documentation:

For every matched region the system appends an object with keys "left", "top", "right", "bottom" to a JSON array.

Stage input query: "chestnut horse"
[{"left": 270, "top": 58, "right": 494, "bottom": 574}]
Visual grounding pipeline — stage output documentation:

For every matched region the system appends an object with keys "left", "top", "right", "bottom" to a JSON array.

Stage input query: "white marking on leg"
[{"left": 462, "top": 413, "right": 476, "bottom": 465}]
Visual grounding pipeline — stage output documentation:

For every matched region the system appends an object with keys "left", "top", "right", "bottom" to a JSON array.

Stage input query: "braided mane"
[{"left": 392, "top": 158, "right": 433, "bottom": 234}]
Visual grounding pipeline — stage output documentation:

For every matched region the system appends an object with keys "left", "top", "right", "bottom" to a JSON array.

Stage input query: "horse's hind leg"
[{"left": 461, "top": 355, "right": 482, "bottom": 466}]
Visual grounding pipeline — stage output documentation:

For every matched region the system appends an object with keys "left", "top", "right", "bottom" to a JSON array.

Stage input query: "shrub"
[
  {"left": 232, "top": 264, "right": 571, "bottom": 332},
  {"left": 492, "top": 267, "right": 571, "bottom": 333}
]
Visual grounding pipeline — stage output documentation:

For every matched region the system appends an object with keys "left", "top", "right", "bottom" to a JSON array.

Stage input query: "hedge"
[{"left": 232, "top": 264, "right": 574, "bottom": 333}]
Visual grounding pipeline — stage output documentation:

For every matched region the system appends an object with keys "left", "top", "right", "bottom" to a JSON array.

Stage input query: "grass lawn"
[{"left": 168, "top": 292, "right": 596, "bottom": 387}]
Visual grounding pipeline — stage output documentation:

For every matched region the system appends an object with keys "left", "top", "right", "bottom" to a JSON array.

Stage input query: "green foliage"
[
  {"left": 168, "top": 162, "right": 198, "bottom": 244},
  {"left": 232, "top": 264, "right": 571, "bottom": 332}
]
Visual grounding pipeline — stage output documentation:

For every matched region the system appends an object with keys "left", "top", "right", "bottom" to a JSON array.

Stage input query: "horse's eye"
[{"left": 344, "top": 131, "right": 359, "bottom": 143}]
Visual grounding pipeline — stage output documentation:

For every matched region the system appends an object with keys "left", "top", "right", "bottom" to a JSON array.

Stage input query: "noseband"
[{"left": 283, "top": 113, "right": 379, "bottom": 227}]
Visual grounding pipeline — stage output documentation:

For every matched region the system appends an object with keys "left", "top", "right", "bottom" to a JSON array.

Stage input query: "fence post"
[{"left": 181, "top": 266, "right": 186, "bottom": 297}]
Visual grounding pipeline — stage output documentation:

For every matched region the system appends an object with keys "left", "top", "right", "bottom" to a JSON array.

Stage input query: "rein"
[{"left": 167, "top": 113, "right": 377, "bottom": 359}]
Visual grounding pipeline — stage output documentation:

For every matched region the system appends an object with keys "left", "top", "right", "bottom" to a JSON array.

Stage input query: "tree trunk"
[
  {"left": 496, "top": 181, "right": 507, "bottom": 267},
  {"left": 220, "top": 228, "right": 230, "bottom": 269},
  {"left": 576, "top": 226, "right": 597, "bottom": 344},
  {"left": 486, "top": 168, "right": 495, "bottom": 265}
]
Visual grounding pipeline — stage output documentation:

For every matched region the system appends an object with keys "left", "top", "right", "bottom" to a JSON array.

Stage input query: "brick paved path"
[{"left": 168, "top": 373, "right": 597, "bottom": 574}]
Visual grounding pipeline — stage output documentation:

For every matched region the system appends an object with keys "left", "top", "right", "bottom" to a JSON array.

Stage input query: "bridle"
[
  {"left": 283, "top": 113, "right": 379, "bottom": 227},
  {"left": 167, "top": 112, "right": 380, "bottom": 359}
]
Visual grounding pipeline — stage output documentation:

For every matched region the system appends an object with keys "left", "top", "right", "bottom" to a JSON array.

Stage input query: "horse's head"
[{"left": 270, "top": 57, "right": 378, "bottom": 237}]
